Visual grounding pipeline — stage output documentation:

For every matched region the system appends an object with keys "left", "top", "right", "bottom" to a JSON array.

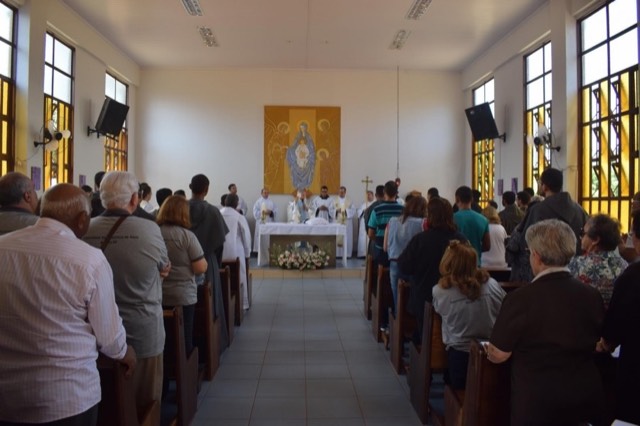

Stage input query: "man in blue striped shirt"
[{"left": 368, "top": 180, "right": 404, "bottom": 267}]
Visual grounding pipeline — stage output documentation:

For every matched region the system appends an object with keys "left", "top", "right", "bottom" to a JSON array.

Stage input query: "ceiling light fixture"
[
  {"left": 390, "top": 30, "right": 411, "bottom": 50},
  {"left": 181, "top": 0, "right": 203, "bottom": 16},
  {"left": 198, "top": 26, "right": 219, "bottom": 47},
  {"left": 406, "top": 0, "right": 433, "bottom": 20}
]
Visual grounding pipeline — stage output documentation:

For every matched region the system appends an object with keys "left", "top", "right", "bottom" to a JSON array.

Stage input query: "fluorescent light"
[
  {"left": 406, "top": 0, "right": 433, "bottom": 20},
  {"left": 390, "top": 30, "right": 411, "bottom": 50},
  {"left": 198, "top": 26, "right": 219, "bottom": 47},
  {"left": 181, "top": 0, "right": 203, "bottom": 16}
]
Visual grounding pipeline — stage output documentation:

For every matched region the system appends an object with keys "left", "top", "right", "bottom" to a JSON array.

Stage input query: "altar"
[{"left": 257, "top": 223, "right": 349, "bottom": 267}]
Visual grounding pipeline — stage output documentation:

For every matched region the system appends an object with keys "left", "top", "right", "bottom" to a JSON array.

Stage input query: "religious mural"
[{"left": 264, "top": 106, "right": 341, "bottom": 195}]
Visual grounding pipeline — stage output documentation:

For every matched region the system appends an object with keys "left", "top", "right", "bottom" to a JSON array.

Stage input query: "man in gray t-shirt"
[{"left": 83, "top": 171, "right": 170, "bottom": 419}]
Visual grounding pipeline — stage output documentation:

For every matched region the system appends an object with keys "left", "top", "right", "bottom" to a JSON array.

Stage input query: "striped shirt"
[
  {"left": 0, "top": 218, "right": 127, "bottom": 423},
  {"left": 368, "top": 201, "right": 404, "bottom": 248}
]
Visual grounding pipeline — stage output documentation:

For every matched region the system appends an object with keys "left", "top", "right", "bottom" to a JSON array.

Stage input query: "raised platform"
[{"left": 249, "top": 255, "right": 365, "bottom": 279}]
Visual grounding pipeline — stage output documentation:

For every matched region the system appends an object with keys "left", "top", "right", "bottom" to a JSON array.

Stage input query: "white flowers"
[{"left": 275, "top": 248, "right": 330, "bottom": 270}]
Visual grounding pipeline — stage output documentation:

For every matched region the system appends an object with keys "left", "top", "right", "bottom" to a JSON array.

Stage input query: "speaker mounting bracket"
[
  {"left": 87, "top": 126, "right": 118, "bottom": 141},
  {"left": 498, "top": 133, "right": 506, "bottom": 143}
]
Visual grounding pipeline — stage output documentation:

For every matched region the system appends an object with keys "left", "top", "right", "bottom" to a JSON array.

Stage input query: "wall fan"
[
  {"left": 527, "top": 124, "right": 560, "bottom": 152},
  {"left": 34, "top": 120, "right": 71, "bottom": 152}
]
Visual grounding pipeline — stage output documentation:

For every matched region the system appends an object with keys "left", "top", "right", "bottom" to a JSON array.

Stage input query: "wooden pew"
[
  {"left": 163, "top": 307, "right": 199, "bottom": 426},
  {"left": 408, "top": 302, "right": 448, "bottom": 425},
  {"left": 486, "top": 267, "right": 511, "bottom": 283},
  {"left": 96, "top": 355, "right": 159, "bottom": 426},
  {"left": 363, "top": 255, "right": 376, "bottom": 320},
  {"left": 222, "top": 257, "right": 243, "bottom": 326},
  {"left": 219, "top": 265, "right": 235, "bottom": 345},
  {"left": 389, "top": 279, "right": 416, "bottom": 373},
  {"left": 194, "top": 281, "right": 220, "bottom": 380},
  {"left": 371, "top": 265, "right": 393, "bottom": 342},
  {"left": 443, "top": 339, "right": 510, "bottom": 426},
  {"left": 245, "top": 257, "right": 252, "bottom": 307},
  {"left": 499, "top": 280, "right": 527, "bottom": 293}
]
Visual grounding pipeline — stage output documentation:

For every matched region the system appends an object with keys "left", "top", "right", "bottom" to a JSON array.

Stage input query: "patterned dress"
[{"left": 568, "top": 251, "right": 628, "bottom": 309}]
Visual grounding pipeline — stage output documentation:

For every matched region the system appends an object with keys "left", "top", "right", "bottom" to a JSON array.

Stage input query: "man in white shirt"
[
  {"left": 252, "top": 188, "right": 277, "bottom": 252},
  {"left": 357, "top": 190, "right": 375, "bottom": 257},
  {"left": 0, "top": 184, "right": 135, "bottom": 425},
  {"left": 221, "top": 194, "right": 252, "bottom": 310},
  {"left": 228, "top": 183, "right": 248, "bottom": 216},
  {"left": 311, "top": 185, "right": 335, "bottom": 222},
  {"left": 334, "top": 186, "right": 356, "bottom": 256}
]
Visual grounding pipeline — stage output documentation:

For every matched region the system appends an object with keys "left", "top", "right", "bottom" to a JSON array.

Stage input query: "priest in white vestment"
[
  {"left": 334, "top": 186, "right": 356, "bottom": 257},
  {"left": 288, "top": 189, "right": 311, "bottom": 223},
  {"left": 252, "top": 188, "right": 277, "bottom": 252},
  {"left": 357, "top": 190, "right": 375, "bottom": 257},
  {"left": 221, "top": 194, "right": 251, "bottom": 309},
  {"left": 311, "top": 185, "right": 335, "bottom": 222}
]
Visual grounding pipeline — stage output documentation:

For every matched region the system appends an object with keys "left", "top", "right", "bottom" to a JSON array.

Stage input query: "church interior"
[{"left": 0, "top": 0, "right": 638, "bottom": 424}]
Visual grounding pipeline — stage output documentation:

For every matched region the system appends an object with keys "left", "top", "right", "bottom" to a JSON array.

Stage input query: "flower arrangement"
[{"left": 271, "top": 244, "right": 330, "bottom": 270}]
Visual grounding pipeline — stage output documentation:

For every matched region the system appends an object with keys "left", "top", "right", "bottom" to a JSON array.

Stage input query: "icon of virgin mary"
[{"left": 286, "top": 122, "right": 316, "bottom": 191}]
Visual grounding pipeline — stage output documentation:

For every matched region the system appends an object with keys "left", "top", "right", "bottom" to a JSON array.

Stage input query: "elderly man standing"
[
  {"left": 0, "top": 184, "right": 135, "bottom": 426},
  {"left": 83, "top": 171, "right": 169, "bottom": 421},
  {"left": 0, "top": 172, "right": 38, "bottom": 235}
]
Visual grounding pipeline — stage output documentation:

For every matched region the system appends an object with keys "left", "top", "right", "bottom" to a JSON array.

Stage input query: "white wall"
[
  {"left": 461, "top": 0, "right": 603, "bottom": 200},
  {"left": 136, "top": 68, "right": 465, "bottom": 224},
  {"left": 12, "top": 0, "right": 139, "bottom": 188}
]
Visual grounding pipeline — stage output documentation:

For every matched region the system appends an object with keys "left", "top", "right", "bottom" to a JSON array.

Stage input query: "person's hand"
[
  {"left": 595, "top": 338, "right": 611, "bottom": 353},
  {"left": 119, "top": 345, "right": 137, "bottom": 378},
  {"left": 319, "top": 206, "right": 328, "bottom": 211},
  {"left": 160, "top": 262, "right": 172, "bottom": 278}
]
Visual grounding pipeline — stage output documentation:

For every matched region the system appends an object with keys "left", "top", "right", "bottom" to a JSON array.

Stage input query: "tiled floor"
[{"left": 192, "top": 275, "right": 423, "bottom": 426}]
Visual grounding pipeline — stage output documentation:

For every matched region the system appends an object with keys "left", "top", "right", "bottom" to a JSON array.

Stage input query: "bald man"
[
  {"left": 0, "top": 172, "right": 38, "bottom": 235},
  {"left": 0, "top": 184, "right": 135, "bottom": 425}
]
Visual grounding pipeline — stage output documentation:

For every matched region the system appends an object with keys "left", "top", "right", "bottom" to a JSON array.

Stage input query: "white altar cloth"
[{"left": 257, "top": 223, "right": 348, "bottom": 266}]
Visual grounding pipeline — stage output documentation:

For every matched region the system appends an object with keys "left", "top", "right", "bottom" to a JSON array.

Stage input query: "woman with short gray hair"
[{"left": 486, "top": 219, "right": 605, "bottom": 425}]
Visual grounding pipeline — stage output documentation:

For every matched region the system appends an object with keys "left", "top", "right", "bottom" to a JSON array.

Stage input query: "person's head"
[
  {"left": 395, "top": 177, "right": 401, "bottom": 188},
  {"left": 40, "top": 183, "right": 91, "bottom": 238},
  {"left": 438, "top": 240, "right": 489, "bottom": 301},
  {"left": 581, "top": 214, "right": 621, "bottom": 253},
  {"left": 525, "top": 219, "right": 576, "bottom": 274},
  {"left": 156, "top": 188, "right": 173, "bottom": 207},
  {"left": 482, "top": 205, "right": 501, "bottom": 224},
  {"left": 383, "top": 180, "right": 398, "bottom": 200},
  {"left": 631, "top": 191, "right": 640, "bottom": 214},
  {"left": 81, "top": 185, "right": 93, "bottom": 196},
  {"left": 228, "top": 183, "right": 237, "bottom": 194},
  {"left": 523, "top": 187, "right": 535, "bottom": 198},
  {"left": 156, "top": 195, "right": 191, "bottom": 229},
  {"left": 94, "top": 171, "right": 106, "bottom": 190},
  {"left": 516, "top": 190, "right": 531, "bottom": 208},
  {"left": 374, "top": 185, "right": 384, "bottom": 200},
  {"left": 261, "top": 187, "right": 270, "bottom": 198},
  {"left": 539, "top": 168, "right": 563, "bottom": 194},
  {"left": 339, "top": 186, "right": 346, "bottom": 198},
  {"left": 190, "top": 174, "right": 210, "bottom": 196},
  {"left": 427, "top": 197, "right": 456, "bottom": 231},
  {"left": 502, "top": 191, "right": 516, "bottom": 206},
  {"left": 220, "top": 193, "right": 228, "bottom": 206},
  {"left": 225, "top": 193, "right": 239, "bottom": 209},
  {"left": 100, "top": 171, "right": 139, "bottom": 213},
  {"left": 321, "top": 186, "right": 329, "bottom": 197},
  {"left": 454, "top": 186, "right": 473, "bottom": 206},
  {"left": 427, "top": 187, "right": 439, "bottom": 201},
  {"left": 0, "top": 172, "right": 38, "bottom": 213},
  {"left": 138, "top": 182, "right": 152, "bottom": 201},
  {"left": 472, "top": 189, "right": 481, "bottom": 203},
  {"left": 401, "top": 195, "right": 427, "bottom": 223},
  {"left": 174, "top": 189, "right": 186, "bottom": 197},
  {"left": 366, "top": 190, "right": 374, "bottom": 202},
  {"left": 488, "top": 200, "right": 499, "bottom": 209}
]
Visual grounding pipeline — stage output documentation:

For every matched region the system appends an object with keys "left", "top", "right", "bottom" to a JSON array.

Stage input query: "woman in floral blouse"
[{"left": 568, "top": 213, "right": 628, "bottom": 308}]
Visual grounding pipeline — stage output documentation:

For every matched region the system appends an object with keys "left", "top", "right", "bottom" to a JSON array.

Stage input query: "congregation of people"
[{"left": 0, "top": 166, "right": 639, "bottom": 425}]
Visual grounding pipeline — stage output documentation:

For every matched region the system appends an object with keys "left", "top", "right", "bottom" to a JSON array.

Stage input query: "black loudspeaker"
[
  {"left": 465, "top": 103, "right": 500, "bottom": 141},
  {"left": 94, "top": 98, "right": 129, "bottom": 137}
]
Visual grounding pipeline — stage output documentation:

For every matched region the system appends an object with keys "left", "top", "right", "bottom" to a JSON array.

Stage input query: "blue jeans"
[{"left": 389, "top": 261, "right": 409, "bottom": 316}]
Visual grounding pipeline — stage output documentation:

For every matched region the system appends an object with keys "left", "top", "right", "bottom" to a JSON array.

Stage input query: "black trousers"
[{"left": 0, "top": 403, "right": 98, "bottom": 426}]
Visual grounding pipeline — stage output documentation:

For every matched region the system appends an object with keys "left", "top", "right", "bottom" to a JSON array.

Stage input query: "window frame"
[
  {"left": 471, "top": 78, "right": 496, "bottom": 205},
  {"left": 0, "top": 0, "right": 17, "bottom": 176},
  {"left": 103, "top": 72, "right": 129, "bottom": 172}
]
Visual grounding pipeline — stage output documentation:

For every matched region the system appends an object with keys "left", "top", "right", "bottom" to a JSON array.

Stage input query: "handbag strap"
[{"left": 100, "top": 215, "right": 128, "bottom": 251}]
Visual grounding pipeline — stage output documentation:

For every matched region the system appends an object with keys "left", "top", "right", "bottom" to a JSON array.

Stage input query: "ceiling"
[{"left": 60, "top": 0, "right": 546, "bottom": 71}]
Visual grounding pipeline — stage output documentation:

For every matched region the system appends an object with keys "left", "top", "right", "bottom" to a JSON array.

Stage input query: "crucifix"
[{"left": 361, "top": 175, "right": 373, "bottom": 197}]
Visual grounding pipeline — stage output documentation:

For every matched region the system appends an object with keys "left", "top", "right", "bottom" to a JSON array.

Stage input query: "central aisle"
[{"left": 193, "top": 276, "right": 423, "bottom": 426}]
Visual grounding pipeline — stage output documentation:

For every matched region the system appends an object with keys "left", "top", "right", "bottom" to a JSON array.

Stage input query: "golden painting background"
[{"left": 264, "top": 106, "right": 341, "bottom": 195}]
